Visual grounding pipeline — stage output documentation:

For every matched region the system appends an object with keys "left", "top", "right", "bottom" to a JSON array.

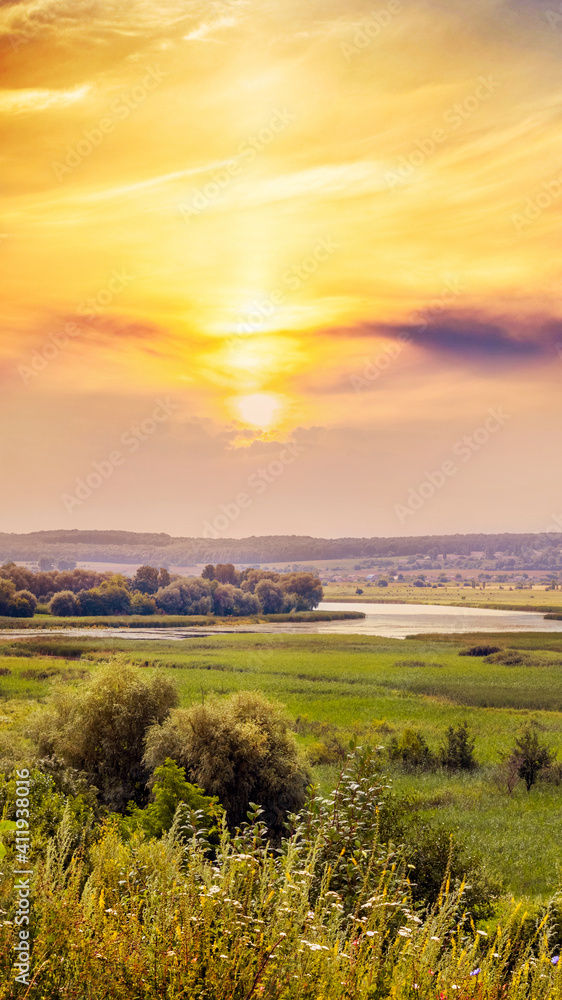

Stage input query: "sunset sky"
[{"left": 1, "top": 0, "right": 561, "bottom": 538}]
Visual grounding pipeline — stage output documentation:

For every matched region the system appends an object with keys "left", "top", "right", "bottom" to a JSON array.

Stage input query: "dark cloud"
[{"left": 337, "top": 311, "right": 562, "bottom": 362}]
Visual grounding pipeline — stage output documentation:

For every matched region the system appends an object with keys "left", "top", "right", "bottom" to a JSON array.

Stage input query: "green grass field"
[{"left": 1, "top": 629, "right": 561, "bottom": 899}]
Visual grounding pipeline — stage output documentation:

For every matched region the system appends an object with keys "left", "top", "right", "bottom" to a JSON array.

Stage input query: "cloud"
[
  {"left": 0, "top": 84, "right": 90, "bottom": 114},
  {"left": 339, "top": 312, "right": 562, "bottom": 363},
  {"left": 0, "top": 0, "right": 241, "bottom": 49}
]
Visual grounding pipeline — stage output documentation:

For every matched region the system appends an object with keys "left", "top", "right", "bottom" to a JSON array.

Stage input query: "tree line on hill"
[
  {"left": 0, "top": 562, "right": 323, "bottom": 617},
  {"left": 1, "top": 529, "right": 561, "bottom": 567}
]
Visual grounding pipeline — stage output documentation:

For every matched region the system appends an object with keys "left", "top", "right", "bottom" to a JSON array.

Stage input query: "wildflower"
[
  {"left": 552, "top": 956, "right": 560, "bottom": 965},
  {"left": 470, "top": 969, "right": 481, "bottom": 976}
]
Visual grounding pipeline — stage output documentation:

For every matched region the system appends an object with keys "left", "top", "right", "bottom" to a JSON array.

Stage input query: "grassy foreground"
[
  {"left": 0, "top": 749, "right": 560, "bottom": 999},
  {"left": 1, "top": 630, "right": 562, "bottom": 898}
]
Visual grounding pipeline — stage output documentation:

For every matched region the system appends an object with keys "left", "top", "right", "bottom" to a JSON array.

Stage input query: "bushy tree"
[
  {"left": 50, "top": 591, "right": 80, "bottom": 616},
  {"left": 255, "top": 579, "right": 284, "bottom": 613},
  {"left": 212, "top": 584, "right": 260, "bottom": 616},
  {"left": 78, "top": 580, "right": 131, "bottom": 616},
  {"left": 29, "top": 667, "right": 178, "bottom": 811},
  {"left": 214, "top": 563, "right": 239, "bottom": 585},
  {"left": 130, "top": 592, "right": 157, "bottom": 615},
  {"left": 280, "top": 572, "right": 323, "bottom": 609},
  {"left": 144, "top": 692, "right": 311, "bottom": 835},
  {"left": 439, "top": 722, "right": 477, "bottom": 770},
  {"left": 10, "top": 589, "right": 37, "bottom": 617},
  {"left": 0, "top": 579, "right": 37, "bottom": 617},
  {"left": 154, "top": 578, "right": 213, "bottom": 615},
  {"left": 510, "top": 726, "right": 556, "bottom": 792},
  {"left": 133, "top": 565, "right": 159, "bottom": 595}
]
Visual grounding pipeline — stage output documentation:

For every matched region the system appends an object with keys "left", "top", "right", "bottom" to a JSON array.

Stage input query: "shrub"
[
  {"left": 29, "top": 666, "right": 178, "bottom": 811},
  {"left": 378, "top": 792, "right": 502, "bottom": 919},
  {"left": 388, "top": 728, "right": 437, "bottom": 770},
  {"left": 50, "top": 591, "right": 81, "bottom": 616},
  {"left": 509, "top": 726, "right": 556, "bottom": 792},
  {"left": 144, "top": 691, "right": 311, "bottom": 835},
  {"left": 122, "top": 758, "right": 223, "bottom": 841},
  {"left": 485, "top": 649, "right": 528, "bottom": 666},
  {"left": 439, "top": 722, "right": 477, "bottom": 770},
  {"left": 459, "top": 645, "right": 500, "bottom": 656}
]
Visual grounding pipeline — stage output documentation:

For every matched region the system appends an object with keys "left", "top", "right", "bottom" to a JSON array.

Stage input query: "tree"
[
  {"left": 214, "top": 563, "right": 239, "bottom": 585},
  {"left": 78, "top": 580, "right": 131, "bottom": 615},
  {"left": 130, "top": 592, "right": 157, "bottom": 615},
  {"left": 133, "top": 565, "right": 159, "bottom": 595},
  {"left": 158, "top": 567, "right": 171, "bottom": 589},
  {"left": 144, "top": 692, "right": 311, "bottom": 835},
  {"left": 9, "top": 590, "right": 37, "bottom": 617},
  {"left": 0, "top": 578, "right": 17, "bottom": 615},
  {"left": 212, "top": 584, "right": 259, "bottom": 616},
  {"left": 439, "top": 722, "right": 477, "bottom": 770},
  {"left": 0, "top": 579, "right": 37, "bottom": 617},
  {"left": 254, "top": 579, "right": 284, "bottom": 614},
  {"left": 279, "top": 572, "right": 323, "bottom": 609},
  {"left": 154, "top": 579, "right": 213, "bottom": 615},
  {"left": 30, "top": 667, "right": 178, "bottom": 811},
  {"left": 201, "top": 564, "right": 215, "bottom": 581},
  {"left": 50, "top": 591, "right": 80, "bottom": 616},
  {"left": 510, "top": 726, "right": 556, "bottom": 792}
]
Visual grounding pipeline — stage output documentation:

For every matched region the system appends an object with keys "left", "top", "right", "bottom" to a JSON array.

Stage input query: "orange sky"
[{"left": 0, "top": 0, "right": 561, "bottom": 538}]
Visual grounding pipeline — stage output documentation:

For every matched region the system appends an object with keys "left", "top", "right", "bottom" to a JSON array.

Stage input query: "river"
[{"left": 3, "top": 601, "right": 562, "bottom": 641}]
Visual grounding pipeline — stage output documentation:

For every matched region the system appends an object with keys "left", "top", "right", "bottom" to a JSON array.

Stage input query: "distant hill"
[{"left": 0, "top": 530, "right": 559, "bottom": 567}]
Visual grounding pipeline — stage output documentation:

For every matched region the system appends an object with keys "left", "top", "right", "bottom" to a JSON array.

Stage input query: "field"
[
  {"left": 323, "top": 579, "right": 562, "bottom": 612},
  {"left": 1, "top": 628, "right": 562, "bottom": 900}
]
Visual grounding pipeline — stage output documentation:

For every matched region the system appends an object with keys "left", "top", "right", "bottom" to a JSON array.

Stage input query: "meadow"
[
  {"left": 1, "top": 629, "right": 561, "bottom": 899},
  {"left": 323, "top": 580, "right": 562, "bottom": 613}
]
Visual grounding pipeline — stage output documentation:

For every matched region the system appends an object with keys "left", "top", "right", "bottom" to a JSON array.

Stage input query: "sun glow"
[{"left": 233, "top": 392, "right": 284, "bottom": 428}]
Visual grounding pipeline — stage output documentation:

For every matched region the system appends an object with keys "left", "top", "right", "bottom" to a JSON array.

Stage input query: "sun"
[{"left": 233, "top": 392, "right": 284, "bottom": 428}]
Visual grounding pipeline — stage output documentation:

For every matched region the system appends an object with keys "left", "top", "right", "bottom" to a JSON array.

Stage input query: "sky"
[{"left": 0, "top": 0, "right": 561, "bottom": 539}]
